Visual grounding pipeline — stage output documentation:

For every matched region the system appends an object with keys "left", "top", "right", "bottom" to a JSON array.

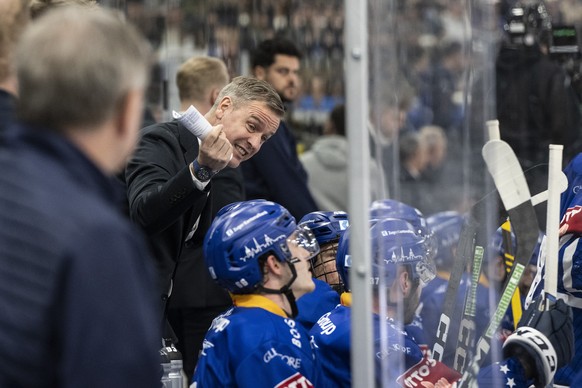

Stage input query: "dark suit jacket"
[{"left": 125, "top": 120, "right": 244, "bottom": 308}]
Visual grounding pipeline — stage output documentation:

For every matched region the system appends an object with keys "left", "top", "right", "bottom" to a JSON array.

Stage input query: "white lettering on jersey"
[
  {"left": 315, "top": 312, "right": 336, "bottom": 335},
  {"left": 376, "top": 343, "right": 413, "bottom": 359},
  {"left": 263, "top": 347, "right": 302, "bottom": 369},
  {"left": 562, "top": 205, "right": 582, "bottom": 224},
  {"left": 200, "top": 339, "right": 214, "bottom": 356},
  {"left": 209, "top": 316, "right": 230, "bottom": 333},
  {"left": 285, "top": 319, "right": 303, "bottom": 348},
  {"left": 402, "top": 358, "right": 436, "bottom": 387}
]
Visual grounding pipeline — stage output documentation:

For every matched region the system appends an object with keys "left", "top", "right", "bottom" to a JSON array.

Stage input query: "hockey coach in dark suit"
[{"left": 124, "top": 75, "right": 284, "bottom": 332}]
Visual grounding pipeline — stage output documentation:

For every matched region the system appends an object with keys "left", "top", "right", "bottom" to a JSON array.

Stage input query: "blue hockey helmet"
[
  {"left": 487, "top": 223, "right": 542, "bottom": 268},
  {"left": 298, "top": 211, "right": 349, "bottom": 246},
  {"left": 204, "top": 200, "right": 319, "bottom": 294},
  {"left": 426, "top": 211, "right": 466, "bottom": 270},
  {"left": 488, "top": 224, "right": 518, "bottom": 262},
  {"left": 370, "top": 199, "right": 426, "bottom": 225},
  {"left": 215, "top": 199, "right": 268, "bottom": 218},
  {"left": 369, "top": 199, "right": 437, "bottom": 259},
  {"left": 336, "top": 218, "right": 436, "bottom": 292}
]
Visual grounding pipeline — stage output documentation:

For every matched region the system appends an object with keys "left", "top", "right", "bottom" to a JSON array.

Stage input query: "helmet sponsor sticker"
[{"left": 226, "top": 211, "right": 269, "bottom": 237}]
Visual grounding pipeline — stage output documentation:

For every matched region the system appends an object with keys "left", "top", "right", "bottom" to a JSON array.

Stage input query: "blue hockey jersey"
[
  {"left": 310, "top": 292, "right": 536, "bottom": 387},
  {"left": 309, "top": 293, "right": 460, "bottom": 387},
  {"left": 191, "top": 294, "right": 322, "bottom": 388},
  {"left": 524, "top": 152, "right": 582, "bottom": 385},
  {"left": 296, "top": 278, "right": 340, "bottom": 332}
]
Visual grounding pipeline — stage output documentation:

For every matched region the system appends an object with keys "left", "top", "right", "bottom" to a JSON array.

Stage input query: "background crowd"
[{"left": 117, "top": 0, "right": 582, "bottom": 217}]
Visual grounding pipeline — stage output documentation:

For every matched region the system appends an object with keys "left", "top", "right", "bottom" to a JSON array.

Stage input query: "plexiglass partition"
[{"left": 102, "top": 0, "right": 582, "bottom": 386}]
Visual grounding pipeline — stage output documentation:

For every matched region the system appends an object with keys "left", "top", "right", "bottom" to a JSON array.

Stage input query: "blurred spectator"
[
  {"left": 403, "top": 44, "right": 435, "bottom": 130},
  {"left": 428, "top": 41, "right": 465, "bottom": 132},
  {"left": 399, "top": 130, "right": 428, "bottom": 212},
  {"left": 297, "top": 74, "right": 342, "bottom": 113},
  {"left": 300, "top": 104, "right": 382, "bottom": 211},
  {"left": 408, "top": 41, "right": 465, "bottom": 133},
  {"left": 418, "top": 124, "right": 462, "bottom": 214},
  {"left": 440, "top": 0, "right": 468, "bottom": 43},
  {"left": 242, "top": 37, "right": 319, "bottom": 220},
  {"left": 369, "top": 87, "right": 416, "bottom": 195},
  {"left": 399, "top": 130, "right": 427, "bottom": 183},
  {"left": 294, "top": 74, "right": 343, "bottom": 134},
  {"left": 176, "top": 56, "right": 230, "bottom": 114},
  {"left": 419, "top": 124, "right": 447, "bottom": 181}
]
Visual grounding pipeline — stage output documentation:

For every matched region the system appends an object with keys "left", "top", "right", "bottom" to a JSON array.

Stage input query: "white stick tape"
[
  {"left": 486, "top": 120, "right": 500, "bottom": 141},
  {"left": 544, "top": 144, "right": 563, "bottom": 299}
]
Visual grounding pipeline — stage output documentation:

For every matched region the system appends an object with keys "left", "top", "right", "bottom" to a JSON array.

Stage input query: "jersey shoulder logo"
[{"left": 274, "top": 372, "right": 314, "bottom": 388}]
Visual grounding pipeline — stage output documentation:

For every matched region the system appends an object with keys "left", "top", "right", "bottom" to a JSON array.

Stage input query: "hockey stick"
[
  {"left": 458, "top": 139, "right": 540, "bottom": 387},
  {"left": 544, "top": 145, "right": 563, "bottom": 306},
  {"left": 430, "top": 130, "right": 566, "bottom": 368},
  {"left": 430, "top": 212, "right": 478, "bottom": 363},
  {"left": 430, "top": 183, "right": 563, "bottom": 367},
  {"left": 452, "top": 245, "right": 484, "bottom": 373},
  {"left": 501, "top": 220, "right": 523, "bottom": 330},
  {"left": 432, "top": 120, "right": 517, "bottom": 367}
]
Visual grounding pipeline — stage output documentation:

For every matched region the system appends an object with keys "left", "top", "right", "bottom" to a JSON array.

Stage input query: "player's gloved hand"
[{"left": 502, "top": 293, "right": 573, "bottom": 387}]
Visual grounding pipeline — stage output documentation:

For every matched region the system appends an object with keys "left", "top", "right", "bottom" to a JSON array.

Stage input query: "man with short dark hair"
[{"left": 243, "top": 37, "right": 319, "bottom": 220}]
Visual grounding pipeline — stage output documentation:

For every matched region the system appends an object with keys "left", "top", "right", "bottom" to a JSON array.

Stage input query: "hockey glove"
[{"left": 502, "top": 294, "right": 573, "bottom": 387}]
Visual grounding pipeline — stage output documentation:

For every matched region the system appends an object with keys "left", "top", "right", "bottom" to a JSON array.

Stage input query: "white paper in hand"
[{"left": 172, "top": 105, "right": 212, "bottom": 140}]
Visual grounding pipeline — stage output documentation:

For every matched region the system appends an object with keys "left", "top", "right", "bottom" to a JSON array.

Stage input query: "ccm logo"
[{"left": 275, "top": 372, "right": 314, "bottom": 388}]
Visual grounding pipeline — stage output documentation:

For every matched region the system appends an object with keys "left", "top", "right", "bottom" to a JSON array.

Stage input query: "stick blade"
[{"left": 482, "top": 140, "right": 532, "bottom": 210}]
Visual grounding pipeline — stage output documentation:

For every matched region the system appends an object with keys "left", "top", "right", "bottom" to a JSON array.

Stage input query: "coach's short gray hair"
[
  {"left": 213, "top": 76, "right": 285, "bottom": 118},
  {"left": 16, "top": 6, "right": 152, "bottom": 131}
]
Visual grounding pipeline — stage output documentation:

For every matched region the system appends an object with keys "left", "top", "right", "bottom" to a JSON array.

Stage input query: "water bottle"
[
  {"left": 160, "top": 344, "right": 184, "bottom": 388},
  {"left": 159, "top": 347, "right": 172, "bottom": 388}
]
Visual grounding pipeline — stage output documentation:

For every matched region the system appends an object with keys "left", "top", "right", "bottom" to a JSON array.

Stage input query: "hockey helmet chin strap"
[{"left": 258, "top": 259, "right": 299, "bottom": 318}]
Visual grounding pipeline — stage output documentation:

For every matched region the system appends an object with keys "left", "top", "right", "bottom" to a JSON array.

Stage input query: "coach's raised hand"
[{"left": 195, "top": 124, "right": 233, "bottom": 174}]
